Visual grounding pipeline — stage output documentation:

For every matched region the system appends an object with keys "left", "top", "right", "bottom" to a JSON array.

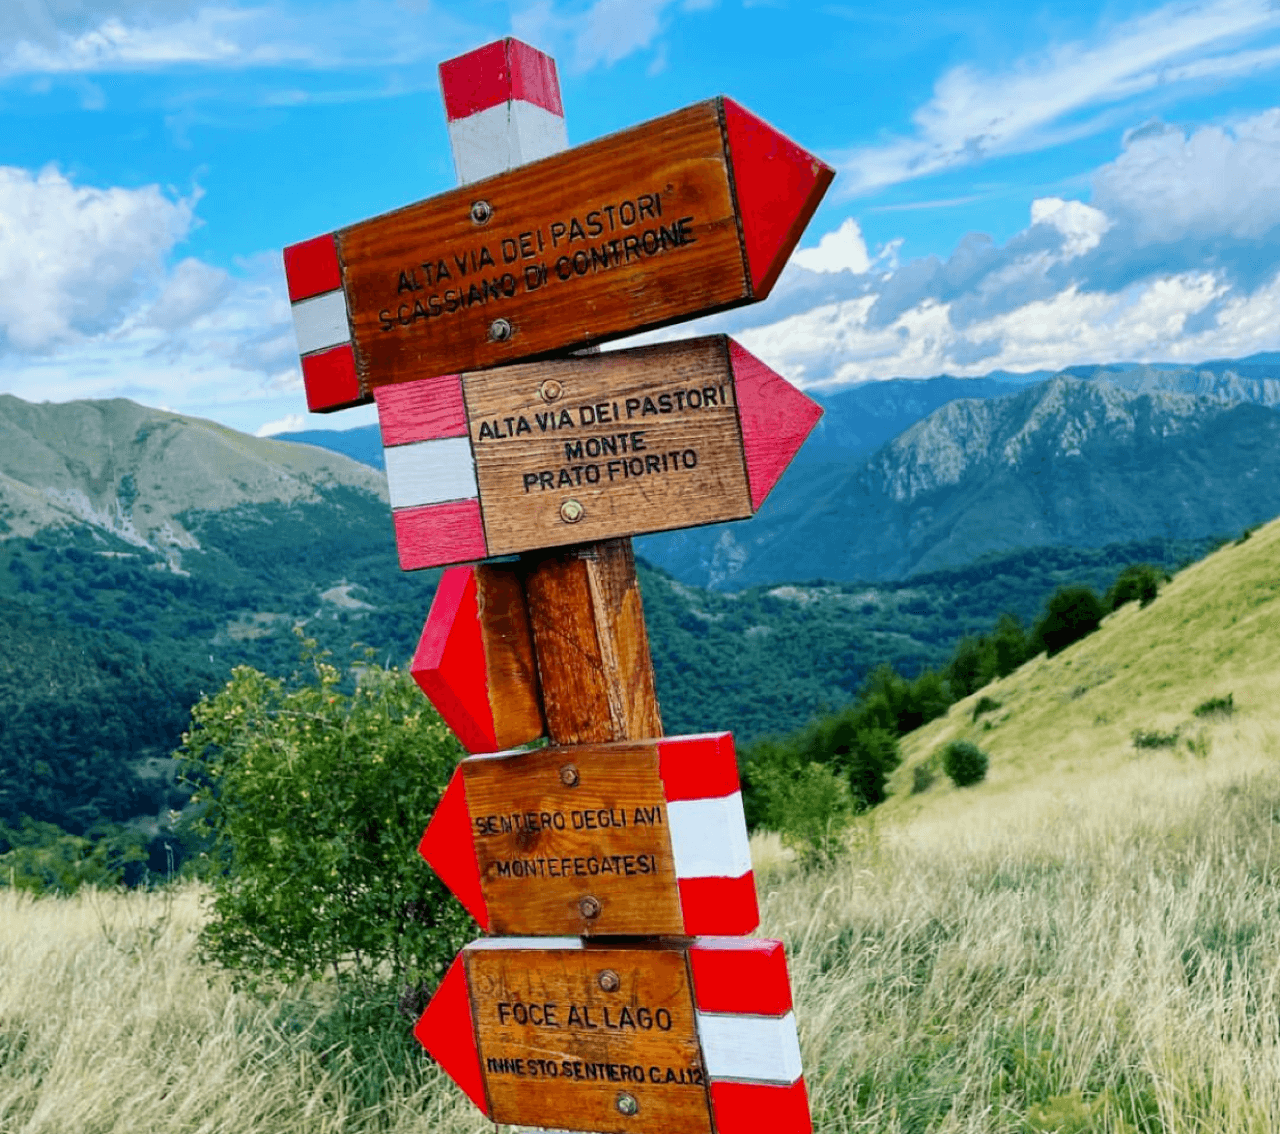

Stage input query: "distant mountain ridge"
[
  {"left": 271, "top": 353, "right": 1280, "bottom": 588},
  {"left": 0, "top": 396, "right": 386, "bottom": 570}
]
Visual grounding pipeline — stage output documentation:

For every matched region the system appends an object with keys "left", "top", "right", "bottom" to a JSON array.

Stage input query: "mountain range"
[{"left": 279, "top": 354, "right": 1280, "bottom": 589}]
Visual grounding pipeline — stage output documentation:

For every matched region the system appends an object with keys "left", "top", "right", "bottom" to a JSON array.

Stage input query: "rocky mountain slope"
[{"left": 0, "top": 396, "right": 386, "bottom": 569}]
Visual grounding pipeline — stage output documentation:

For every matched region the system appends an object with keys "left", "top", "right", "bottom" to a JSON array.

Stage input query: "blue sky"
[{"left": 4, "top": 0, "right": 1280, "bottom": 435}]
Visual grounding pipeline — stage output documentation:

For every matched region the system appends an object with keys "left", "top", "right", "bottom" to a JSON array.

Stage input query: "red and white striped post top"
[{"left": 439, "top": 38, "right": 569, "bottom": 185}]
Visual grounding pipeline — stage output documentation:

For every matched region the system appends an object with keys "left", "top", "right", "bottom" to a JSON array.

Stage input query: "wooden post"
[{"left": 438, "top": 40, "right": 663, "bottom": 746}]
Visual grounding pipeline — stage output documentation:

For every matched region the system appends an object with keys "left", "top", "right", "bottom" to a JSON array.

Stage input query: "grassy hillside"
[
  {"left": 889, "top": 510, "right": 1280, "bottom": 811},
  {"left": 7, "top": 521, "right": 1280, "bottom": 1130}
]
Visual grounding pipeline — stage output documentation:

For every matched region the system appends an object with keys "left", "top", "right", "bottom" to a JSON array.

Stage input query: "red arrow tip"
[
  {"left": 419, "top": 769, "right": 489, "bottom": 930},
  {"left": 411, "top": 567, "right": 499, "bottom": 753},
  {"left": 414, "top": 954, "right": 489, "bottom": 1114},
  {"left": 730, "top": 340, "right": 823, "bottom": 510},
  {"left": 722, "top": 98, "right": 835, "bottom": 298}
]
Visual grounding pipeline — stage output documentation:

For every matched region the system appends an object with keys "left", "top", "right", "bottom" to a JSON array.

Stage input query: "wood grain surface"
[
  {"left": 474, "top": 564, "right": 546, "bottom": 750},
  {"left": 336, "top": 99, "right": 748, "bottom": 395},
  {"left": 461, "top": 742, "right": 682, "bottom": 936},
  {"left": 522, "top": 538, "right": 661, "bottom": 745},
  {"left": 463, "top": 337, "right": 751, "bottom": 554},
  {"left": 467, "top": 944, "right": 711, "bottom": 1134}
]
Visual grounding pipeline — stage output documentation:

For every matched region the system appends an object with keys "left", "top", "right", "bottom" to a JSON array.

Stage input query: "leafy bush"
[
  {"left": 179, "top": 644, "right": 473, "bottom": 990},
  {"left": 0, "top": 818, "right": 147, "bottom": 894},
  {"left": 1105, "top": 563, "right": 1165, "bottom": 610},
  {"left": 911, "top": 762, "right": 938, "bottom": 795},
  {"left": 1032, "top": 585, "right": 1105, "bottom": 656},
  {"left": 941, "top": 740, "right": 989, "bottom": 787},
  {"left": 971, "top": 695, "right": 1002, "bottom": 721},
  {"left": 1193, "top": 694, "right": 1234, "bottom": 718},
  {"left": 1131, "top": 728, "right": 1179, "bottom": 749},
  {"left": 770, "top": 762, "right": 855, "bottom": 864}
]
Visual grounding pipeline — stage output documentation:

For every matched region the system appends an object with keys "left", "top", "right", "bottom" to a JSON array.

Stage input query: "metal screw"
[
  {"left": 488, "top": 318, "right": 512, "bottom": 342},
  {"left": 470, "top": 200, "right": 492, "bottom": 224},
  {"left": 559, "top": 764, "right": 580, "bottom": 787},
  {"left": 616, "top": 1093, "right": 639, "bottom": 1117},
  {"left": 597, "top": 969, "right": 620, "bottom": 992},
  {"left": 538, "top": 378, "right": 563, "bottom": 402},
  {"left": 559, "top": 499, "right": 585, "bottom": 523},
  {"left": 579, "top": 895, "right": 601, "bottom": 919}
]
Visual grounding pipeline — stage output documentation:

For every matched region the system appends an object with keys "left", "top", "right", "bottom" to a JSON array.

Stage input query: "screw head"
[
  {"left": 597, "top": 969, "right": 620, "bottom": 992},
  {"left": 470, "top": 200, "right": 492, "bottom": 224},
  {"left": 559, "top": 499, "right": 585, "bottom": 524},
  {"left": 488, "top": 318, "right": 512, "bottom": 342},
  {"left": 579, "top": 895, "right": 602, "bottom": 919},
  {"left": 559, "top": 764, "right": 580, "bottom": 787},
  {"left": 538, "top": 378, "right": 563, "bottom": 402},
  {"left": 616, "top": 1092, "right": 639, "bottom": 1117}
]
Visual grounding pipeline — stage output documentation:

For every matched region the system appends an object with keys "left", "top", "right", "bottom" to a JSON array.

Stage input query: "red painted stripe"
[
  {"left": 418, "top": 769, "right": 490, "bottom": 929},
  {"left": 721, "top": 98, "right": 834, "bottom": 298},
  {"left": 709, "top": 1080, "right": 810, "bottom": 1134},
  {"left": 283, "top": 233, "right": 342, "bottom": 302},
  {"left": 414, "top": 954, "right": 490, "bottom": 1114},
  {"left": 411, "top": 566, "right": 499, "bottom": 754},
  {"left": 678, "top": 873, "right": 759, "bottom": 937},
  {"left": 688, "top": 938, "right": 792, "bottom": 1015},
  {"left": 657, "top": 732, "right": 738, "bottom": 801},
  {"left": 374, "top": 374, "right": 468, "bottom": 446},
  {"left": 301, "top": 344, "right": 365, "bottom": 413},
  {"left": 392, "top": 499, "right": 488, "bottom": 571},
  {"left": 730, "top": 339, "right": 823, "bottom": 511},
  {"left": 439, "top": 38, "right": 564, "bottom": 122}
]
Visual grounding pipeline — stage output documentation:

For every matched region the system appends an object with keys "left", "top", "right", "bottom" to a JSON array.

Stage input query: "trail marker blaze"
[
  {"left": 419, "top": 733, "right": 757, "bottom": 937},
  {"left": 283, "top": 98, "right": 833, "bottom": 412},
  {"left": 376, "top": 335, "right": 822, "bottom": 570},
  {"left": 415, "top": 938, "right": 810, "bottom": 1134}
]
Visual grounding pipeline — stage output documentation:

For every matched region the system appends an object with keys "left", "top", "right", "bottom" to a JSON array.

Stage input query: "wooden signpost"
[
  {"left": 375, "top": 335, "right": 822, "bottom": 570},
  {"left": 283, "top": 98, "right": 833, "bottom": 413},
  {"left": 416, "top": 937, "right": 808, "bottom": 1134},
  {"left": 282, "top": 34, "right": 830, "bottom": 1134},
  {"left": 419, "top": 733, "right": 758, "bottom": 937}
]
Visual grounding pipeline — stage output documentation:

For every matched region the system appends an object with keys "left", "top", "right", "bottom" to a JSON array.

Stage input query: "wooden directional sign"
[
  {"left": 283, "top": 97, "right": 833, "bottom": 412},
  {"left": 419, "top": 734, "right": 757, "bottom": 937},
  {"left": 373, "top": 335, "right": 822, "bottom": 571},
  {"left": 416, "top": 937, "right": 810, "bottom": 1134}
]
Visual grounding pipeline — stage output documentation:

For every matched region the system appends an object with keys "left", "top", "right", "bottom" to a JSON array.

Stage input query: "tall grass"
[
  {"left": 6, "top": 733, "right": 1280, "bottom": 1132},
  {"left": 0, "top": 886, "right": 487, "bottom": 1134}
]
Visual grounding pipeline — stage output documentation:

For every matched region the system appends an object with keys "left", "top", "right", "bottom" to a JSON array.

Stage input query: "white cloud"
[
  {"left": 838, "top": 0, "right": 1280, "bottom": 194},
  {"left": 514, "top": 0, "right": 679, "bottom": 72},
  {"left": 0, "top": 165, "right": 196, "bottom": 351},
  {"left": 1029, "top": 198, "right": 1110, "bottom": 257},
  {"left": 791, "top": 218, "right": 872, "bottom": 274},
  {"left": 256, "top": 412, "right": 308, "bottom": 436}
]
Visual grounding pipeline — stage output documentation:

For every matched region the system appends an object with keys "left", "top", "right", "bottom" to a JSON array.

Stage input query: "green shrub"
[
  {"left": 1193, "top": 694, "right": 1234, "bottom": 718},
  {"left": 1033, "top": 585, "right": 1105, "bottom": 656},
  {"left": 971, "top": 695, "right": 1002, "bottom": 721},
  {"left": 1105, "top": 563, "right": 1165, "bottom": 610},
  {"left": 179, "top": 643, "right": 473, "bottom": 990},
  {"left": 911, "top": 762, "right": 938, "bottom": 795},
  {"left": 1132, "top": 728, "right": 1179, "bottom": 749},
  {"left": 941, "top": 740, "right": 989, "bottom": 787},
  {"left": 768, "top": 762, "right": 855, "bottom": 863},
  {"left": 942, "top": 742, "right": 988, "bottom": 783}
]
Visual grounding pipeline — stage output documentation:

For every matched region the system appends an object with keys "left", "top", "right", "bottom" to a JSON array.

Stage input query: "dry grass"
[
  {"left": 8, "top": 522, "right": 1280, "bottom": 1132},
  {"left": 0, "top": 886, "right": 487, "bottom": 1134}
]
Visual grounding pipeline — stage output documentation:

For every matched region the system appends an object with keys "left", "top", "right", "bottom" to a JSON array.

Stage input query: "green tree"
[
  {"left": 941, "top": 740, "right": 989, "bottom": 787},
  {"left": 1105, "top": 563, "right": 1164, "bottom": 611},
  {"left": 180, "top": 647, "right": 473, "bottom": 990},
  {"left": 1032, "top": 585, "right": 1105, "bottom": 657}
]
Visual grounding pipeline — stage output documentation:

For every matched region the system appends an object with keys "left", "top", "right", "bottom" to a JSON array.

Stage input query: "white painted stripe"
[
  {"left": 291, "top": 290, "right": 350, "bottom": 355},
  {"left": 696, "top": 1011, "right": 803, "bottom": 1084},
  {"left": 467, "top": 937, "right": 583, "bottom": 951},
  {"left": 384, "top": 437, "right": 478, "bottom": 509},
  {"left": 448, "top": 100, "right": 569, "bottom": 184},
  {"left": 667, "top": 792, "right": 752, "bottom": 879}
]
